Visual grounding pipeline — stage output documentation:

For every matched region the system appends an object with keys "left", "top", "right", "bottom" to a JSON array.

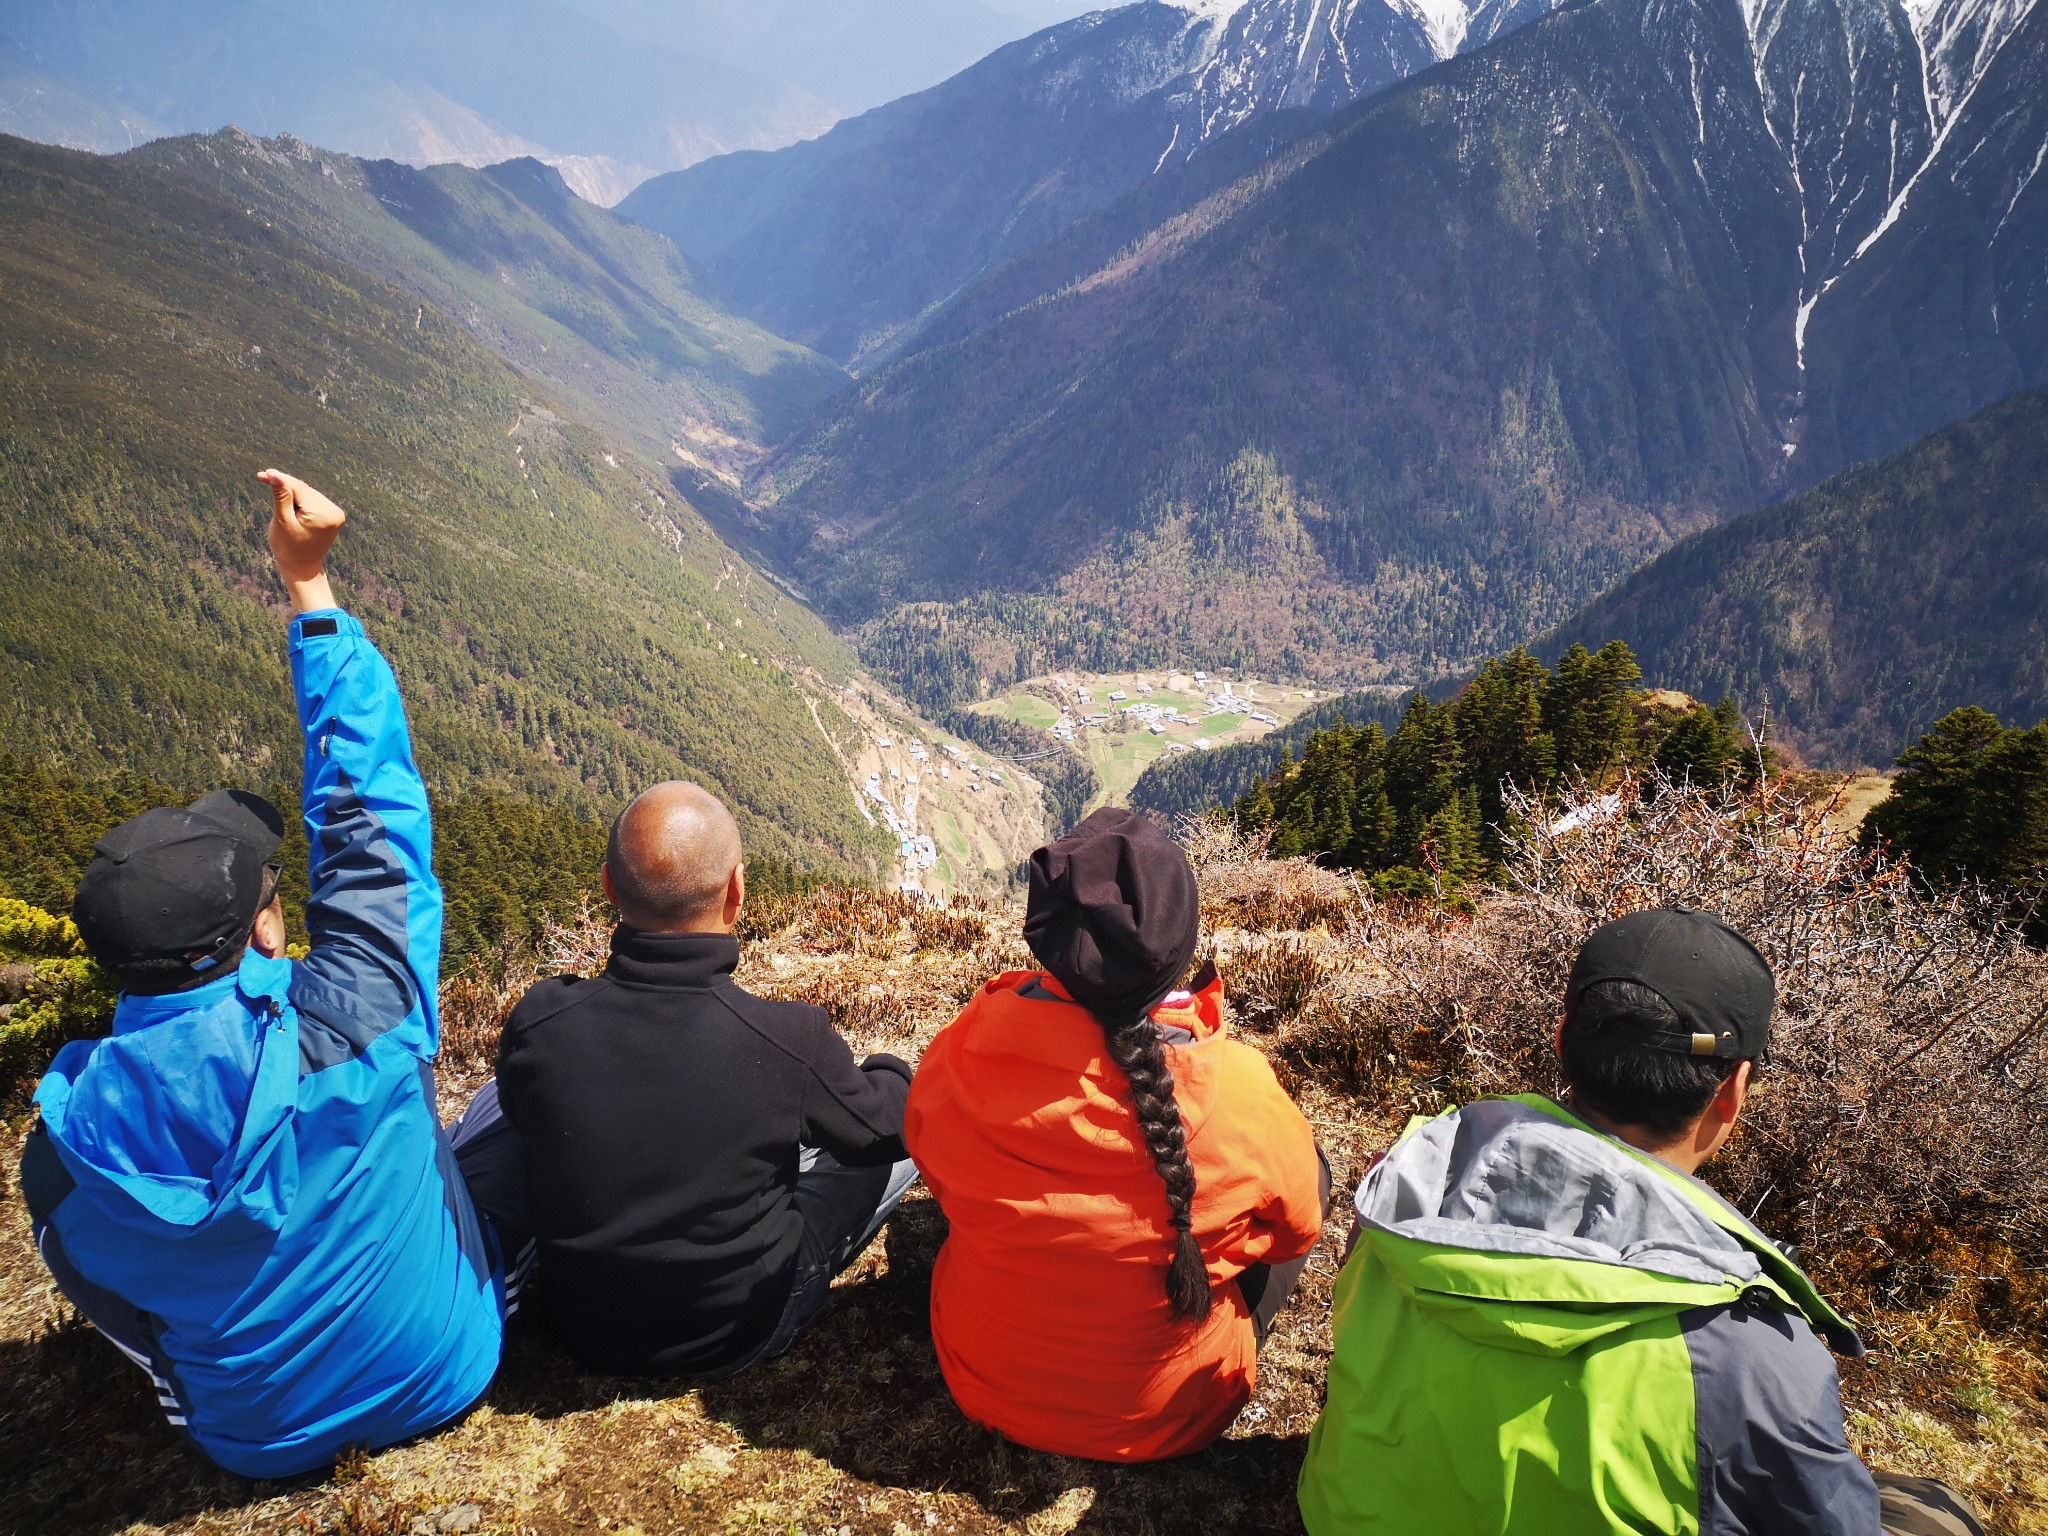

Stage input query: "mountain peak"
[{"left": 483, "top": 155, "right": 576, "bottom": 202}]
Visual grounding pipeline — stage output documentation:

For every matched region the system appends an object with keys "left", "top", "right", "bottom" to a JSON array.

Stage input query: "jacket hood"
[
  {"left": 34, "top": 954, "right": 301, "bottom": 1236},
  {"left": 1355, "top": 1095, "right": 1860, "bottom": 1357},
  {"left": 936, "top": 968, "right": 1229, "bottom": 1178}
]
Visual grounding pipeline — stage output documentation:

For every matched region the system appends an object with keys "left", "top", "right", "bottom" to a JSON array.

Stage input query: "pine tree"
[
  {"left": 1451, "top": 648, "right": 1556, "bottom": 861},
  {"left": 1343, "top": 723, "right": 1396, "bottom": 869},
  {"left": 1386, "top": 695, "right": 1466, "bottom": 871},
  {"left": 1863, "top": 707, "right": 2009, "bottom": 882},
  {"left": 1863, "top": 708, "right": 2047, "bottom": 942},
  {"left": 1543, "top": 641, "right": 1641, "bottom": 779}
]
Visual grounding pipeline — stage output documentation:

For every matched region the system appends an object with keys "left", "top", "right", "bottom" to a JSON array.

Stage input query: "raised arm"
[{"left": 260, "top": 470, "right": 445, "bottom": 1068}]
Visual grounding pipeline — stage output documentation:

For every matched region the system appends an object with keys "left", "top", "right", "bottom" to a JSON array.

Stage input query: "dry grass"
[{"left": 3, "top": 780, "right": 2045, "bottom": 1533}]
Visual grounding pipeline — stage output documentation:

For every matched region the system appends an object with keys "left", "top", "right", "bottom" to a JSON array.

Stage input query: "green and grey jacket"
[{"left": 1299, "top": 1095, "right": 1880, "bottom": 1535}]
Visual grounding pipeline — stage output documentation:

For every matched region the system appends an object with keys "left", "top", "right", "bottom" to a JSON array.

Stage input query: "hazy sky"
[
  {"left": 0, "top": 0, "right": 1136, "bottom": 200},
  {"left": 577, "top": 1, "right": 1122, "bottom": 116}
]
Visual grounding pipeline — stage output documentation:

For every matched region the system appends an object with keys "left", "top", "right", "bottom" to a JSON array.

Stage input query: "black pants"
[
  {"left": 737, "top": 1146, "right": 921, "bottom": 1372},
  {"left": 451, "top": 1081, "right": 917, "bottom": 1378},
  {"left": 1235, "top": 1147, "right": 1335, "bottom": 1344}
]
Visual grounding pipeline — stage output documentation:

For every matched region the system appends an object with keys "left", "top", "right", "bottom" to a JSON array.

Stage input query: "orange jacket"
[{"left": 904, "top": 968, "right": 1324, "bottom": 1461}]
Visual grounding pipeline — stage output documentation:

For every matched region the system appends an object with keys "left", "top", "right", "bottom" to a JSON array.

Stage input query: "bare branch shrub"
[
  {"left": 437, "top": 898, "right": 613, "bottom": 1082},
  {"left": 1222, "top": 937, "right": 1336, "bottom": 1034},
  {"left": 1327, "top": 771, "right": 2048, "bottom": 1291},
  {"left": 1180, "top": 813, "right": 1360, "bottom": 932}
]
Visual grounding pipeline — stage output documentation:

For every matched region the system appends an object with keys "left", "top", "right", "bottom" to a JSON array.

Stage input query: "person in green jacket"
[{"left": 1298, "top": 905, "right": 1986, "bottom": 1536}]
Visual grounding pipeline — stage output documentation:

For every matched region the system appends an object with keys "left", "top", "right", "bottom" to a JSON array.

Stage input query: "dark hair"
[
  {"left": 1098, "top": 1010, "right": 1212, "bottom": 1321},
  {"left": 1559, "top": 979, "right": 1741, "bottom": 1140}
]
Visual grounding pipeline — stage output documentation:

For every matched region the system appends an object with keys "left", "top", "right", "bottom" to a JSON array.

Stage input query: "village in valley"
[{"left": 969, "top": 670, "right": 1325, "bottom": 808}]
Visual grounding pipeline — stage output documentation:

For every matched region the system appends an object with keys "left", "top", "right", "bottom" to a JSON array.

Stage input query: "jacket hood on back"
[
  {"left": 1356, "top": 1095, "right": 1859, "bottom": 1357},
  {"left": 34, "top": 953, "right": 300, "bottom": 1237}
]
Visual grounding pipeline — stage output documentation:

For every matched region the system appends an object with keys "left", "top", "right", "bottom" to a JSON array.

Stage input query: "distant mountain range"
[
  {"left": 699, "top": 0, "right": 2043, "bottom": 706},
  {"left": 620, "top": 0, "right": 1582, "bottom": 364},
  {"left": 0, "top": 0, "right": 839, "bottom": 204},
  {"left": 0, "top": 134, "right": 884, "bottom": 877},
  {"left": 131, "top": 130, "right": 847, "bottom": 473}
]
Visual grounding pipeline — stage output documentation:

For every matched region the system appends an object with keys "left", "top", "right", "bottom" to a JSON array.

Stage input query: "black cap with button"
[
  {"left": 1565, "top": 905, "right": 1776, "bottom": 1060},
  {"left": 72, "top": 790, "right": 287, "bottom": 992}
]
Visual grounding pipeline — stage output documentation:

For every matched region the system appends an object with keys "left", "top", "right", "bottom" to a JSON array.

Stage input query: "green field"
[
  {"left": 987, "top": 696, "right": 1056, "bottom": 733},
  {"left": 971, "top": 673, "right": 1318, "bottom": 811}
]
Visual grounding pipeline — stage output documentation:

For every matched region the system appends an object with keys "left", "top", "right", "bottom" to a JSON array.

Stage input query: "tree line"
[
  {"left": 0, "top": 754, "right": 828, "bottom": 968},
  {"left": 1233, "top": 643, "right": 1763, "bottom": 891}
]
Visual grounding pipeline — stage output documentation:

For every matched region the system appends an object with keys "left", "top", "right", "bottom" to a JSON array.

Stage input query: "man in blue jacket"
[{"left": 20, "top": 470, "right": 519, "bottom": 1478}]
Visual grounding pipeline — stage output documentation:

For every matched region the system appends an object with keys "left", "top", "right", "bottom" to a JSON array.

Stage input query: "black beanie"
[{"left": 1024, "top": 807, "right": 1200, "bottom": 1024}]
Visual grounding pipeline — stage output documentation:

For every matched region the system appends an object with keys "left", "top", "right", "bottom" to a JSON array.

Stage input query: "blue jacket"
[{"left": 22, "top": 609, "right": 503, "bottom": 1478}]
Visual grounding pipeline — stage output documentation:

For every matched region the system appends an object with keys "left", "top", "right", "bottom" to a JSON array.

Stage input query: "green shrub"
[{"left": 0, "top": 898, "right": 117, "bottom": 1104}]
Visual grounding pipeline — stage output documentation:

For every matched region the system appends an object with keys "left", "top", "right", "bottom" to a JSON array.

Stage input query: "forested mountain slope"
[
  {"left": 131, "top": 131, "right": 847, "bottom": 474},
  {"left": 621, "top": 4, "right": 1230, "bottom": 366},
  {"left": 1546, "top": 390, "right": 2048, "bottom": 769},
  {"left": 618, "top": 0, "right": 1577, "bottom": 366},
  {"left": 745, "top": 0, "right": 2046, "bottom": 703},
  {"left": 0, "top": 135, "right": 884, "bottom": 878}
]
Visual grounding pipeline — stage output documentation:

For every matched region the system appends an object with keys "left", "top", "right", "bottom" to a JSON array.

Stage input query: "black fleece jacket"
[{"left": 495, "top": 928, "right": 911, "bottom": 1377}]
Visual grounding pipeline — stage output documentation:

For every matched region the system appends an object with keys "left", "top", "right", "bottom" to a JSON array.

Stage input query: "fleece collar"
[{"left": 604, "top": 927, "right": 741, "bottom": 990}]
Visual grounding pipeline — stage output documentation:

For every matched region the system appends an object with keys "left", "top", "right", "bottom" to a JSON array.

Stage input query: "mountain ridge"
[
  {"left": 619, "top": 0, "right": 1587, "bottom": 365},
  {"left": 0, "top": 132, "right": 884, "bottom": 878},
  {"left": 734, "top": 0, "right": 2045, "bottom": 709},
  {"left": 0, "top": 0, "right": 840, "bottom": 204},
  {"left": 1544, "top": 388, "right": 2048, "bottom": 768},
  {"left": 127, "top": 130, "right": 848, "bottom": 474}
]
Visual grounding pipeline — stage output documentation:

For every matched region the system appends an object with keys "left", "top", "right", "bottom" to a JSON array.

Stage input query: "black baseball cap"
[
  {"left": 73, "top": 790, "right": 287, "bottom": 991},
  {"left": 1565, "top": 905, "right": 1775, "bottom": 1060}
]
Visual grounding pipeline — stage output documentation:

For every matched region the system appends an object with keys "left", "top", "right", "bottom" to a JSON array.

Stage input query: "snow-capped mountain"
[
  {"left": 734, "top": 0, "right": 2044, "bottom": 702},
  {"left": 1157, "top": 0, "right": 1568, "bottom": 161},
  {"left": 621, "top": 0, "right": 1581, "bottom": 364}
]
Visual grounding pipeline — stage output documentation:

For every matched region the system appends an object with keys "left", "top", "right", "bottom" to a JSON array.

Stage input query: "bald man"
[{"left": 490, "top": 782, "right": 917, "bottom": 1377}]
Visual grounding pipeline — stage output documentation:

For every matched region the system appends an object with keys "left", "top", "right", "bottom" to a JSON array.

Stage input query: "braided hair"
[
  {"left": 1022, "top": 806, "right": 1212, "bottom": 1322},
  {"left": 1099, "top": 1003, "right": 1211, "bottom": 1322}
]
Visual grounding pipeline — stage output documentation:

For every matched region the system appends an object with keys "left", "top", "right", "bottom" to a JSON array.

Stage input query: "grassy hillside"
[
  {"left": 132, "top": 131, "right": 847, "bottom": 473},
  {"left": 1547, "top": 390, "right": 2048, "bottom": 768},
  {"left": 0, "top": 133, "right": 886, "bottom": 877}
]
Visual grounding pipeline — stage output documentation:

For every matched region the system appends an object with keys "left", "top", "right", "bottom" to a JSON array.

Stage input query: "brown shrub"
[
  {"left": 1179, "top": 815, "right": 1360, "bottom": 932},
  {"left": 1221, "top": 937, "right": 1335, "bottom": 1034},
  {"left": 738, "top": 884, "right": 983, "bottom": 956},
  {"left": 1323, "top": 771, "right": 2048, "bottom": 1299},
  {"left": 436, "top": 898, "right": 613, "bottom": 1084}
]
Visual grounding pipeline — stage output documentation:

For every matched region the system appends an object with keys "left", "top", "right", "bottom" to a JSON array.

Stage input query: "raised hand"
[{"left": 257, "top": 469, "right": 345, "bottom": 613}]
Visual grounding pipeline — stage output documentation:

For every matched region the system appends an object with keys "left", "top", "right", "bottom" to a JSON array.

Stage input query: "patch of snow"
[
  {"left": 1165, "top": 0, "right": 1255, "bottom": 22},
  {"left": 1396, "top": 0, "right": 1475, "bottom": 60},
  {"left": 1549, "top": 794, "right": 1624, "bottom": 836}
]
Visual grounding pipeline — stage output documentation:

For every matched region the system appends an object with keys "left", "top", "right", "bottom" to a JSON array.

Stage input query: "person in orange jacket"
[{"left": 905, "top": 807, "right": 1328, "bottom": 1462}]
